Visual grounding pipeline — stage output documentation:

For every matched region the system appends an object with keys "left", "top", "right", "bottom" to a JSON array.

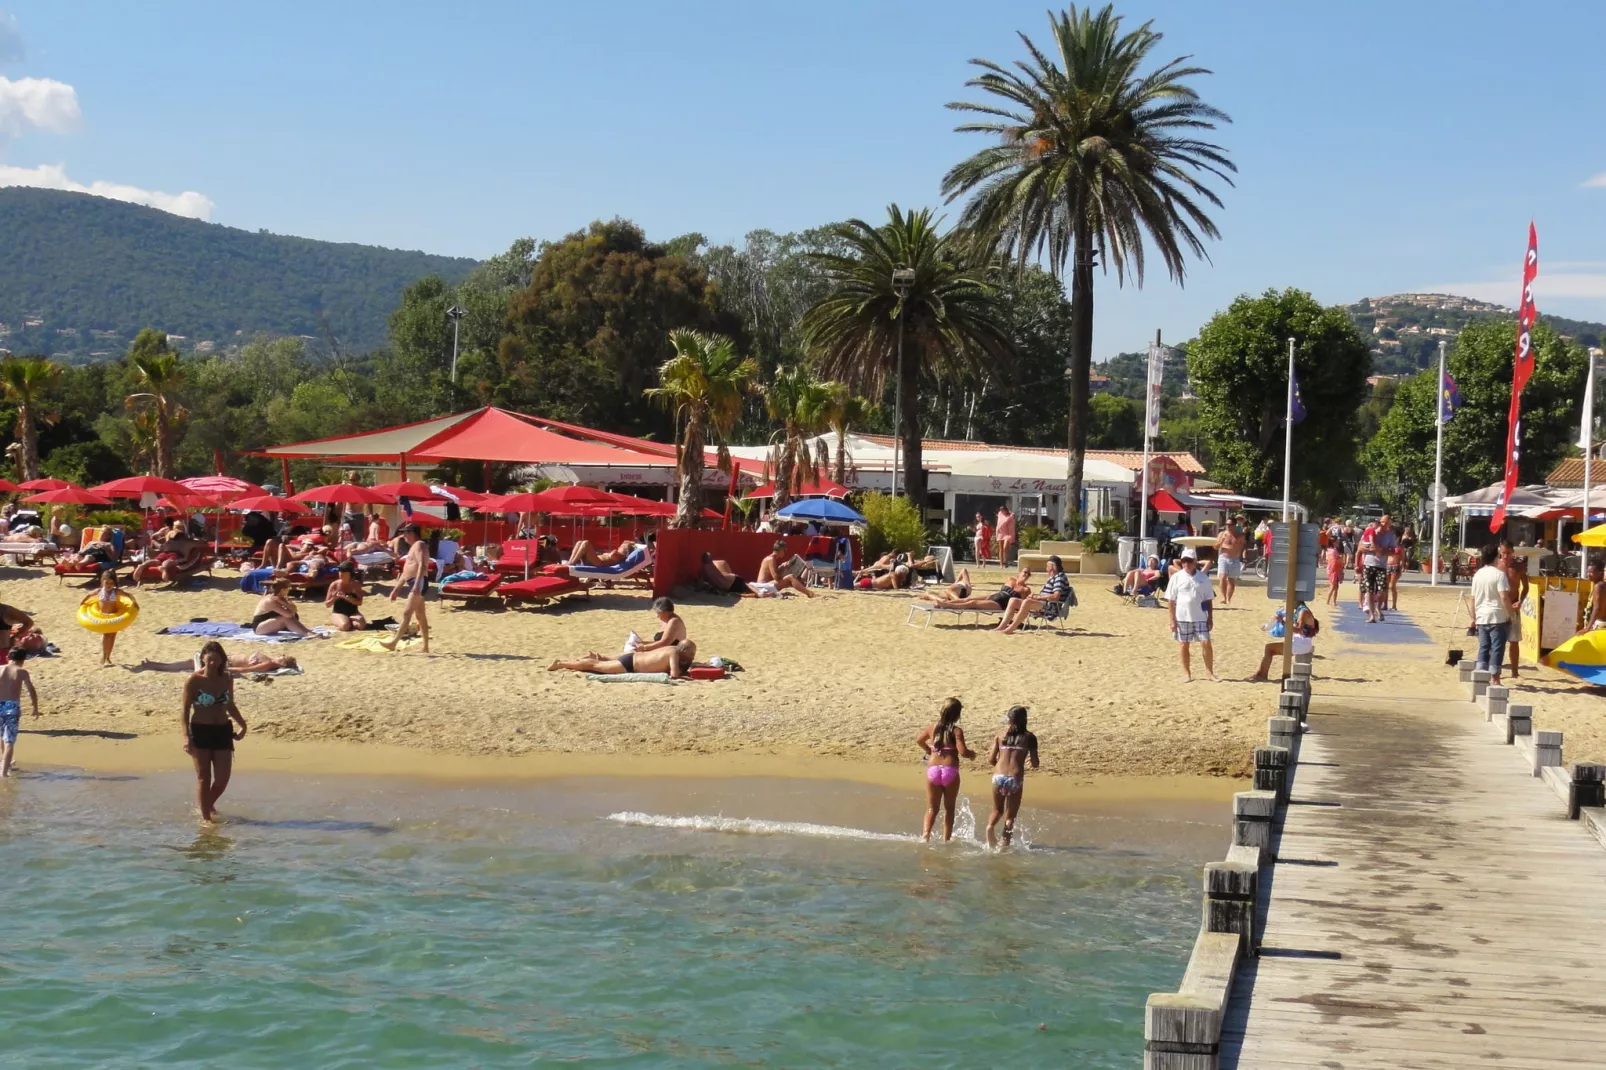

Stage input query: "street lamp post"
[
  {"left": 890, "top": 267, "right": 916, "bottom": 502},
  {"left": 445, "top": 305, "right": 466, "bottom": 383}
]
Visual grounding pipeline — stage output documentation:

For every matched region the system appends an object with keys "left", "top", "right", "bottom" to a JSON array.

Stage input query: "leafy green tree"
[
  {"left": 123, "top": 328, "right": 187, "bottom": 477},
  {"left": 1087, "top": 393, "right": 1143, "bottom": 449},
  {"left": 801, "top": 205, "right": 1011, "bottom": 504},
  {"left": 645, "top": 330, "right": 757, "bottom": 527},
  {"left": 1363, "top": 320, "right": 1588, "bottom": 498},
  {"left": 1188, "top": 288, "right": 1372, "bottom": 507},
  {"left": 500, "top": 220, "right": 737, "bottom": 435},
  {"left": 0, "top": 357, "right": 61, "bottom": 480},
  {"left": 761, "top": 366, "right": 836, "bottom": 508},
  {"left": 942, "top": 4, "right": 1233, "bottom": 514}
]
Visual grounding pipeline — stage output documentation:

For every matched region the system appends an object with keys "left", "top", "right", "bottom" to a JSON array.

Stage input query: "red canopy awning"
[
  {"left": 1151, "top": 490, "right": 1188, "bottom": 515},
  {"left": 743, "top": 478, "right": 848, "bottom": 500}
]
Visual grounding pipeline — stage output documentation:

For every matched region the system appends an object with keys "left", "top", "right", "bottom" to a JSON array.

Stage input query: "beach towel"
[
  {"left": 337, "top": 634, "right": 421, "bottom": 653},
  {"left": 158, "top": 622, "right": 329, "bottom": 643},
  {"left": 440, "top": 570, "right": 488, "bottom": 585},
  {"left": 242, "top": 666, "right": 305, "bottom": 681},
  {"left": 239, "top": 567, "right": 276, "bottom": 594},
  {"left": 584, "top": 672, "right": 675, "bottom": 684}
]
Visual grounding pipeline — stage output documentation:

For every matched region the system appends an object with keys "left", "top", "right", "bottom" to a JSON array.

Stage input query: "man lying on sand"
[
  {"left": 548, "top": 639, "right": 696, "bottom": 678},
  {"left": 699, "top": 552, "right": 803, "bottom": 598}
]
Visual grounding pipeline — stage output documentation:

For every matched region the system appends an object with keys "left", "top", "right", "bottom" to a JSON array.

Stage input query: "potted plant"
[{"left": 1078, "top": 516, "right": 1126, "bottom": 576}]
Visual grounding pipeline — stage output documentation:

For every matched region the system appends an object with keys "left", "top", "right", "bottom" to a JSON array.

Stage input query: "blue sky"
[{"left": 2, "top": 1, "right": 1604, "bottom": 357}]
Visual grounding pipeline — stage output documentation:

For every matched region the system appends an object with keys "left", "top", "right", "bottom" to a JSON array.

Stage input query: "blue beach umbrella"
[{"left": 774, "top": 498, "right": 867, "bottom": 525}]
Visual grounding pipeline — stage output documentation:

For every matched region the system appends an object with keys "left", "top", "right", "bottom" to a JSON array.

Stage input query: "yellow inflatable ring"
[{"left": 78, "top": 591, "right": 139, "bottom": 634}]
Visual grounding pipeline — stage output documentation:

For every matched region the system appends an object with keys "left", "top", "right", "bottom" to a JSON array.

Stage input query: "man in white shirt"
[
  {"left": 1470, "top": 543, "right": 1512, "bottom": 685},
  {"left": 1165, "top": 547, "right": 1218, "bottom": 681}
]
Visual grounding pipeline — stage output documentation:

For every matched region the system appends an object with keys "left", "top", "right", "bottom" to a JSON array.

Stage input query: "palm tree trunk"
[
  {"left": 833, "top": 428, "right": 847, "bottom": 486},
  {"left": 675, "top": 424, "right": 705, "bottom": 528},
  {"left": 1065, "top": 220, "right": 1094, "bottom": 530},
  {"left": 17, "top": 406, "right": 38, "bottom": 482},
  {"left": 899, "top": 351, "right": 924, "bottom": 509},
  {"left": 154, "top": 398, "right": 172, "bottom": 478},
  {"left": 774, "top": 436, "right": 795, "bottom": 511}
]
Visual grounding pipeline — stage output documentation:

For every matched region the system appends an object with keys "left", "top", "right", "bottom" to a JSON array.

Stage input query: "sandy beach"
[{"left": 13, "top": 565, "right": 1605, "bottom": 786}]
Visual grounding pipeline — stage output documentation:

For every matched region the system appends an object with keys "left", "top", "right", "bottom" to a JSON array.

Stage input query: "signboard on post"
[{"left": 1266, "top": 523, "right": 1320, "bottom": 602}]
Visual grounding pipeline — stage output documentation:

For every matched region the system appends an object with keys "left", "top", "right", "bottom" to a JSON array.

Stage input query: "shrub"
[
  {"left": 1017, "top": 524, "right": 1059, "bottom": 551},
  {"left": 1079, "top": 515, "right": 1127, "bottom": 554},
  {"left": 945, "top": 523, "right": 975, "bottom": 560},
  {"left": 856, "top": 492, "right": 926, "bottom": 558},
  {"left": 82, "top": 510, "right": 144, "bottom": 529}
]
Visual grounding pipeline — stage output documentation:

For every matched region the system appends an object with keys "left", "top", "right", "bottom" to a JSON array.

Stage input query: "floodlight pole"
[
  {"left": 446, "top": 305, "right": 466, "bottom": 383},
  {"left": 890, "top": 267, "right": 915, "bottom": 502}
]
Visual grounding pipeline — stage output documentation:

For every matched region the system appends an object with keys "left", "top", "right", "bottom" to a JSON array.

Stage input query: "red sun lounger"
[
  {"left": 439, "top": 575, "right": 503, "bottom": 607},
  {"left": 497, "top": 575, "right": 588, "bottom": 608}
]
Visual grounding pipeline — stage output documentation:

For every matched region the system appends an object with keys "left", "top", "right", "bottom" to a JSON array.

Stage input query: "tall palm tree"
[
  {"left": 645, "top": 330, "right": 757, "bottom": 527},
  {"left": 762, "top": 365, "right": 836, "bottom": 509},
  {"left": 800, "top": 205, "right": 1011, "bottom": 505},
  {"left": 825, "top": 386, "right": 876, "bottom": 486},
  {"left": 941, "top": 4, "right": 1234, "bottom": 522},
  {"left": 125, "top": 349, "right": 187, "bottom": 478},
  {"left": 0, "top": 357, "right": 60, "bottom": 481}
]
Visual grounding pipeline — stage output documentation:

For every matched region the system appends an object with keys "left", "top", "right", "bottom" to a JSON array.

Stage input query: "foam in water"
[{"left": 608, "top": 811, "right": 917, "bottom": 843}]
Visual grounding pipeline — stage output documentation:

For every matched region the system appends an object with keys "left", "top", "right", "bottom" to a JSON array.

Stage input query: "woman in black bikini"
[
  {"left": 380, "top": 525, "right": 430, "bottom": 653},
  {"left": 930, "top": 567, "right": 1032, "bottom": 612},
  {"left": 183, "top": 640, "right": 247, "bottom": 823},
  {"left": 251, "top": 579, "right": 311, "bottom": 636},
  {"left": 324, "top": 560, "right": 367, "bottom": 631}
]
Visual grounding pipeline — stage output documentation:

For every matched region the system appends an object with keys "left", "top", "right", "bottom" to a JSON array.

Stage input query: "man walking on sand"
[
  {"left": 1470, "top": 543, "right": 1510, "bottom": 686},
  {"left": 1165, "top": 548, "right": 1217, "bottom": 681},
  {"left": 1215, "top": 515, "right": 1246, "bottom": 604}
]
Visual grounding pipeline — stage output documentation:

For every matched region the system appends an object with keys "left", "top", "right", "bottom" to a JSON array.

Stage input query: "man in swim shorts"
[
  {"left": 0, "top": 647, "right": 40, "bottom": 777},
  {"left": 1215, "top": 516, "right": 1245, "bottom": 605}
]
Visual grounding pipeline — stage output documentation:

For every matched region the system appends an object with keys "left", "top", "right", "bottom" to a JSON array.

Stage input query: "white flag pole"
[
  {"left": 1581, "top": 351, "right": 1595, "bottom": 572},
  {"left": 1281, "top": 337, "right": 1295, "bottom": 522},
  {"left": 1140, "top": 330, "right": 1162, "bottom": 548},
  {"left": 1431, "top": 340, "right": 1446, "bottom": 588}
]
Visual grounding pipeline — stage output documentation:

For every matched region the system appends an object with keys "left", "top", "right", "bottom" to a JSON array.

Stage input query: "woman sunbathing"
[
  {"left": 931, "top": 567, "right": 1032, "bottom": 611},
  {"left": 1119, "top": 556, "right": 1164, "bottom": 596},
  {"left": 251, "top": 581, "right": 311, "bottom": 636},
  {"left": 324, "top": 561, "right": 367, "bottom": 631},
  {"left": 135, "top": 652, "right": 299, "bottom": 674},
  {"left": 568, "top": 539, "right": 638, "bottom": 567},
  {"left": 917, "top": 568, "right": 973, "bottom": 602},
  {"left": 548, "top": 639, "right": 697, "bottom": 678}
]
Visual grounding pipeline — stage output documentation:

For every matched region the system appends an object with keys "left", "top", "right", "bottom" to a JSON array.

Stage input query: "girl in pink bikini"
[{"left": 916, "top": 697, "right": 976, "bottom": 842}]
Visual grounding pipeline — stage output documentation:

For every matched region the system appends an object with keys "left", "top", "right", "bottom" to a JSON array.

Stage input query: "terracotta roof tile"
[{"left": 1546, "top": 457, "right": 1606, "bottom": 487}]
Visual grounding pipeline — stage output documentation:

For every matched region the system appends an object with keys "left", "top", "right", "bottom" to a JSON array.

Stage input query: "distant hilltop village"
[{"left": 1347, "top": 292, "right": 1602, "bottom": 377}]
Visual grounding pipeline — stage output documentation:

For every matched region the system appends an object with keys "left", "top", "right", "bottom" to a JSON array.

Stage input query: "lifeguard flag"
[
  {"left": 1440, "top": 369, "right": 1461, "bottom": 424},
  {"left": 1491, "top": 223, "right": 1539, "bottom": 533}
]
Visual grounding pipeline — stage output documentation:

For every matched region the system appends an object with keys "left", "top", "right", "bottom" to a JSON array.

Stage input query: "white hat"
[{"left": 1181, "top": 547, "right": 1198, "bottom": 560}]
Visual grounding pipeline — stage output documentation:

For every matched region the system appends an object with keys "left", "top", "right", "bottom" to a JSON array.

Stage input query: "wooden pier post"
[
  {"left": 1253, "top": 745, "right": 1290, "bottom": 804},
  {"left": 1507, "top": 703, "right": 1532, "bottom": 743},
  {"left": 1203, "top": 860, "right": 1258, "bottom": 957},
  {"left": 1144, "top": 994, "right": 1220, "bottom": 1070},
  {"left": 1233, "top": 790, "right": 1278, "bottom": 862},
  {"left": 1534, "top": 730, "right": 1564, "bottom": 777},
  {"left": 1568, "top": 763, "right": 1606, "bottom": 820},
  {"left": 1268, "top": 715, "right": 1299, "bottom": 754}
]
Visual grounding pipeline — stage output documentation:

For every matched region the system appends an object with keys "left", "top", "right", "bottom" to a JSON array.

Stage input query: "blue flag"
[
  {"left": 1289, "top": 366, "right": 1307, "bottom": 424},
  {"left": 1440, "top": 369, "right": 1461, "bottom": 423}
]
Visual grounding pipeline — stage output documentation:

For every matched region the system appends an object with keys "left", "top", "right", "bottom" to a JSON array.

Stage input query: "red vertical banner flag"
[{"left": 1491, "top": 223, "right": 1540, "bottom": 532}]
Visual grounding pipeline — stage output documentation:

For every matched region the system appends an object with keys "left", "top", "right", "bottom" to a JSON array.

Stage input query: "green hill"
[
  {"left": 0, "top": 188, "right": 478, "bottom": 362},
  {"left": 1348, "top": 293, "right": 1605, "bottom": 376}
]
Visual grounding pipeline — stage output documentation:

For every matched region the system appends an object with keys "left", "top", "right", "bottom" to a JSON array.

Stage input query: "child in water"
[
  {"left": 987, "top": 705, "right": 1039, "bottom": 849},
  {"left": 915, "top": 697, "right": 976, "bottom": 842},
  {"left": 0, "top": 647, "right": 41, "bottom": 776}
]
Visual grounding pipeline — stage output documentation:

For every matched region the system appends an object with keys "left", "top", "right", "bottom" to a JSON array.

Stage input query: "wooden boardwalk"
[{"left": 1220, "top": 693, "right": 1606, "bottom": 1069}]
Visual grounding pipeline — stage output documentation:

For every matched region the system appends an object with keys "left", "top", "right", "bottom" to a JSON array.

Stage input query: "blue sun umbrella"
[{"left": 774, "top": 498, "right": 866, "bottom": 525}]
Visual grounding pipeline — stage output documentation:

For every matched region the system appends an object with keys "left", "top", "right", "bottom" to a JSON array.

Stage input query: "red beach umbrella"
[
  {"left": 371, "top": 481, "right": 446, "bottom": 502},
  {"left": 155, "top": 492, "right": 221, "bottom": 510},
  {"left": 430, "top": 484, "right": 489, "bottom": 508},
  {"left": 231, "top": 495, "right": 315, "bottom": 515},
  {"left": 0, "top": 478, "right": 20, "bottom": 493},
  {"left": 538, "top": 484, "right": 617, "bottom": 507},
  {"left": 90, "top": 476, "right": 196, "bottom": 499},
  {"left": 23, "top": 487, "right": 113, "bottom": 506},
  {"left": 291, "top": 483, "right": 394, "bottom": 506},
  {"left": 18, "top": 477, "right": 71, "bottom": 491},
  {"left": 179, "top": 475, "right": 266, "bottom": 502}
]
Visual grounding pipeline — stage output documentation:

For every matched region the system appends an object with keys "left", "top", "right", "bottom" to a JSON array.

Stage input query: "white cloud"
[
  {"left": 1421, "top": 272, "right": 1606, "bottom": 307},
  {"left": 1584, "top": 173, "right": 1606, "bottom": 189},
  {"left": 0, "top": 162, "right": 213, "bottom": 219},
  {"left": 0, "top": 12, "right": 24, "bottom": 66},
  {"left": 0, "top": 75, "right": 77, "bottom": 137}
]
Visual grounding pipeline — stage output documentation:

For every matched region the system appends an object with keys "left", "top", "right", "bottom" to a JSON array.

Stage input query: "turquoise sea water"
[{"left": 0, "top": 769, "right": 1221, "bottom": 1068}]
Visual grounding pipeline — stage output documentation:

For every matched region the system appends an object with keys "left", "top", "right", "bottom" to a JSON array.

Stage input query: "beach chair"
[
  {"left": 492, "top": 539, "right": 545, "bottom": 576},
  {"left": 439, "top": 574, "right": 503, "bottom": 608},
  {"left": 904, "top": 602, "right": 1005, "bottom": 628},
  {"left": 0, "top": 539, "right": 59, "bottom": 566},
  {"left": 918, "top": 545, "right": 955, "bottom": 586},
  {"left": 497, "top": 575, "right": 589, "bottom": 609},
  {"left": 567, "top": 545, "right": 654, "bottom": 587},
  {"left": 1022, "top": 586, "right": 1076, "bottom": 632}
]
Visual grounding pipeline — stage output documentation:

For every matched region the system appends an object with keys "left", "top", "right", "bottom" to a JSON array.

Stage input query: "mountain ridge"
[{"left": 0, "top": 187, "right": 479, "bottom": 361}]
